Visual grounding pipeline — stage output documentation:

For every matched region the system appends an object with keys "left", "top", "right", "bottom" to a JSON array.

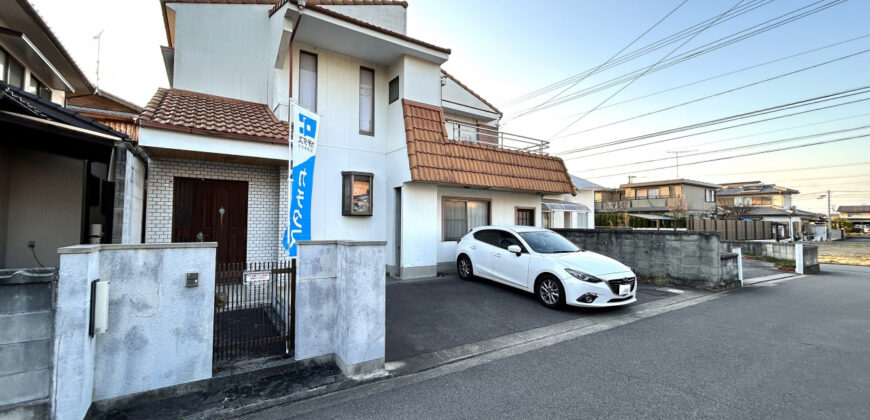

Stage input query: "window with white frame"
[
  {"left": 359, "top": 67, "right": 374, "bottom": 135},
  {"left": 445, "top": 120, "right": 478, "bottom": 143},
  {"left": 299, "top": 51, "right": 317, "bottom": 111},
  {"left": 443, "top": 198, "right": 490, "bottom": 241},
  {"left": 705, "top": 189, "right": 716, "bottom": 202}
]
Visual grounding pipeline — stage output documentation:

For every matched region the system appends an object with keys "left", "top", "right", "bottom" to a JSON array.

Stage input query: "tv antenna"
[{"left": 93, "top": 30, "right": 105, "bottom": 92}]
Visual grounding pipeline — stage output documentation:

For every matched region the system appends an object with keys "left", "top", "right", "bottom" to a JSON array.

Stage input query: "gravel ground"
[{"left": 814, "top": 240, "right": 870, "bottom": 266}]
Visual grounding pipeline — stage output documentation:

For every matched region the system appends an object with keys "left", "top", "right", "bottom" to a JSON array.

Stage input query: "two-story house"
[
  {"left": 140, "top": 0, "right": 573, "bottom": 278},
  {"left": 596, "top": 179, "right": 721, "bottom": 219},
  {"left": 717, "top": 181, "right": 822, "bottom": 239},
  {"left": 836, "top": 205, "right": 870, "bottom": 233},
  {"left": 0, "top": 0, "right": 146, "bottom": 269},
  {"left": 716, "top": 181, "right": 799, "bottom": 210}
]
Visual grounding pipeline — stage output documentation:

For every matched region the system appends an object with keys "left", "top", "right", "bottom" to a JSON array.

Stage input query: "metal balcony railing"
[{"left": 445, "top": 120, "right": 549, "bottom": 154}]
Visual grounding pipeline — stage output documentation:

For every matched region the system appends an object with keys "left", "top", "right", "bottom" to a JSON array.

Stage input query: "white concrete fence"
[
  {"left": 49, "top": 239, "right": 387, "bottom": 419},
  {"left": 53, "top": 243, "right": 217, "bottom": 420}
]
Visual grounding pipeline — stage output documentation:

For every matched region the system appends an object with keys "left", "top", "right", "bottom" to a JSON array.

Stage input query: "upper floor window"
[
  {"left": 299, "top": 51, "right": 317, "bottom": 111},
  {"left": 446, "top": 120, "right": 478, "bottom": 143},
  {"left": 647, "top": 188, "right": 661, "bottom": 199},
  {"left": 669, "top": 185, "right": 677, "bottom": 197},
  {"left": 1, "top": 49, "right": 25, "bottom": 88},
  {"left": 751, "top": 196, "right": 772, "bottom": 206},
  {"left": 359, "top": 67, "right": 374, "bottom": 136},
  {"left": 389, "top": 76, "right": 399, "bottom": 104},
  {"left": 27, "top": 74, "right": 51, "bottom": 100},
  {"left": 705, "top": 189, "right": 716, "bottom": 202}
]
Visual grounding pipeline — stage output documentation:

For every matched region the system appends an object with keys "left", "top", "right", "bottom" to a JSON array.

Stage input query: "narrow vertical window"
[
  {"left": 299, "top": 51, "right": 317, "bottom": 111},
  {"left": 7, "top": 56, "right": 24, "bottom": 88},
  {"left": 0, "top": 49, "right": 7, "bottom": 82},
  {"left": 359, "top": 67, "right": 374, "bottom": 135},
  {"left": 388, "top": 76, "right": 399, "bottom": 103}
]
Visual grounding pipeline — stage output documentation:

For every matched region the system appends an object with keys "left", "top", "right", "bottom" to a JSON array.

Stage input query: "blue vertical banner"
[{"left": 282, "top": 104, "right": 320, "bottom": 257}]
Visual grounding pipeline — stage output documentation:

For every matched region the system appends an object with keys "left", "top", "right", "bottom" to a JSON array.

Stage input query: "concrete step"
[{"left": 0, "top": 398, "right": 50, "bottom": 420}]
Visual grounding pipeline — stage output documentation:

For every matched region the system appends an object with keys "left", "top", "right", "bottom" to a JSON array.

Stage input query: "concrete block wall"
[
  {"left": 724, "top": 241, "right": 819, "bottom": 274},
  {"left": 554, "top": 229, "right": 740, "bottom": 290},
  {"left": 111, "top": 148, "right": 147, "bottom": 245},
  {"left": 0, "top": 268, "right": 56, "bottom": 420},
  {"left": 296, "top": 240, "right": 386, "bottom": 377},
  {"left": 145, "top": 158, "right": 280, "bottom": 262},
  {"left": 53, "top": 243, "right": 216, "bottom": 419}
]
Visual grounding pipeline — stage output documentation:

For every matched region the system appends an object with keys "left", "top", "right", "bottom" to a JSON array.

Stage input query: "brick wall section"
[
  {"left": 145, "top": 159, "right": 280, "bottom": 262},
  {"left": 278, "top": 165, "right": 290, "bottom": 261},
  {"left": 554, "top": 229, "right": 740, "bottom": 290}
]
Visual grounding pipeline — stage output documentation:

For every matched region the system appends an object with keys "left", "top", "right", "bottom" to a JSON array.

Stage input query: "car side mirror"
[{"left": 507, "top": 245, "right": 522, "bottom": 255}]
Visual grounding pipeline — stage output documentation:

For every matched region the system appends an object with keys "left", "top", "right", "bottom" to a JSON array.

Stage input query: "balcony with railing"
[{"left": 445, "top": 120, "right": 549, "bottom": 154}]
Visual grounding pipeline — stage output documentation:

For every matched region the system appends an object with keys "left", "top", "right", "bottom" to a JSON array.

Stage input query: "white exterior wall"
[
  {"left": 434, "top": 186, "right": 542, "bottom": 270},
  {"left": 319, "top": 5, "right": 407, "bottom": 34},
  {"left": 172, "top": 3, "right": 273, "bottom": 103},
  {"left": 144, "top": 158, "right": 281, "bottom": 262}
]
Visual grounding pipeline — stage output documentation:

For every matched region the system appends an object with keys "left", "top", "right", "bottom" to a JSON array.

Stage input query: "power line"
[
  {"left": 546, "top": 0, "right": 747, "bottom": 139},
  {"left": 582, "top": 125, "right": 870, "bottom": 171},
  {"left": 532, "top": 33, "right": 870, "bottom": 124},
  {"left": 506, "top": 0, "right": 847, "bottom": 120},
  {"left": 567, "top": 108, "right": 870, "bottom": 160},
  {"left": 553, "top": 48, "right": 870, "bottom": 140},
  {"left": 557, "top": 85, "right": 870, "bottom": 156},
  {"left": 694, "top": 161, "right": 870, "bottom": 178},
  {"left": 589, "top": 132, "right": 870, "bottom": 178},
  {"left": 502, "top": 0, "right": 776, "bottom": 106},
  {"left": 523, "top": 0, "right": 690, "bottom": 115}
]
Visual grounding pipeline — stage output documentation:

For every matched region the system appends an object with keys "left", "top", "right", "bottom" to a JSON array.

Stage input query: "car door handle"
[
  {"left": 494, "top": 253, "right": 502, "bottom": 258},
  {"left": 470, "top": 245, "right": 476, "bottom": 250}
]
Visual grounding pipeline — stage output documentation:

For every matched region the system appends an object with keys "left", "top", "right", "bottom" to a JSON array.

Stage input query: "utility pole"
[
  {"left": 667, "top": 150, "right": 696, "bottom": 178},
  {"left": 93, "top": 30, "right": 105, "bottom": 93},
  {"left": 827, "top": 189, "right": 832, "bottom": 242}
]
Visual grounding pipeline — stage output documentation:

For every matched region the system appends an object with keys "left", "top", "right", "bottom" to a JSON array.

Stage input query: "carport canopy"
[{"left": 542, "top": 199, "right": 589, "bottom": 212}]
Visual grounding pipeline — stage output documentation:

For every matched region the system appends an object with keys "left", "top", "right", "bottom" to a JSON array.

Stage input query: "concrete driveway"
[{"left": 385, "top": 275, "right": 675, "bottom": 362}]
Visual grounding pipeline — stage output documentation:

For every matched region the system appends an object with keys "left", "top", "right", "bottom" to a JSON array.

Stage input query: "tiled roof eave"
[{"left": 140, "top": 119, "right": 289, "bottom": 145}]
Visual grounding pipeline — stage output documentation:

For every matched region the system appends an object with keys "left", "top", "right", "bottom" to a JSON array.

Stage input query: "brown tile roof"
[
  {"left": 402, "top": 99, "right": 573, "bottom": 195},
  {"left": 441, "top": 69, "right": 502, "bottom": 116},
  {"left": 268, "top": 1, "right": 450, "bottom": 54},
  {"left": 274, "top": 0, "right": 408, "bottom": 7},
  {"left": 140, "top": 88, "right": 289, "bottom": 144}
]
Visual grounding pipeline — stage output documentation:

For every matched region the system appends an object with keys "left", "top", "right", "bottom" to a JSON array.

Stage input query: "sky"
[{"left": 28, "top": 0, "right": 869, "bottom": 213}]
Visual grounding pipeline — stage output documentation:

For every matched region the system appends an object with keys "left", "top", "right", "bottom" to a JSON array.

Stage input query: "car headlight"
[{"left": 565, "top": 268, "right": 603, "bottom": 283}]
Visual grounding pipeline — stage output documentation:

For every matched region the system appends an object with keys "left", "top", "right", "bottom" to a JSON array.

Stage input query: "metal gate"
[{"left": 213, "top": 260, "right": 295, "bottom": 366}]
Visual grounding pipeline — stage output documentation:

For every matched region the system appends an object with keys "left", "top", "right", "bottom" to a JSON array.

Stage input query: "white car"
[{"left": 454, "top": 226, "right": 637, "bottom": 309}]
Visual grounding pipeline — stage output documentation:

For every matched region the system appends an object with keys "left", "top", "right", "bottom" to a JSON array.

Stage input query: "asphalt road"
[
  {"left": 251, "top": 264, "right": 870, "bottom": 419},
  {"left": 386, "top": 275, "right": 672, "bottom": 361}
]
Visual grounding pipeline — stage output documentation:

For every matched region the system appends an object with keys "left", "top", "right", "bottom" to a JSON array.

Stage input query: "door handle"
[
  {"left": 494, "top": 253, "right": 502, "bottom": 258},
  {"left": 470, "top": 245, "right": 476, "bottom": 250}
]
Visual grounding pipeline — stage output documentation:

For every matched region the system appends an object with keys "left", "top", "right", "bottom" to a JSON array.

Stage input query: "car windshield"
[{"left": 519, "top": 231, "right": 580, "bottom": 254}]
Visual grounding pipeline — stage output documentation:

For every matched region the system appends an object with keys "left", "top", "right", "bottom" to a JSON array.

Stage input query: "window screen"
[
  {"left": 359, "top": 67, "right": 374, "bottom": 135},
  {"left": 299, "top": 52, "right": 317, "bottom": 111}
]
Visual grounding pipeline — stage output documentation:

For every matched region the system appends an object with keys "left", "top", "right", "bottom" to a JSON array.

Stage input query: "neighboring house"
[
  {"left": 717, "top": 181, "right": 823, "bottom": 240},
  {"left": 837, "top": 205, "right": 870, "bottom": 232},
  {"left": 141, "top": 0, "right": 573, "bottom": 278},
  {"left": 0, "top": 0, "right": 146, "bottom": 269},
  {"left": 543, "top": 175, "right": 602, "bottom": 229},
  {"left": 717, "top": 181, "right": 799, "bottom": 210},
  {"left": 596, "top": 179, "right": 721, "bottom": 218}
]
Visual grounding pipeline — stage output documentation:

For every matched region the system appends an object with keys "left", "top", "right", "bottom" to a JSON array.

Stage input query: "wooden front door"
[{"left": 172, "top": 178, "right": 248, "bottom": 263}]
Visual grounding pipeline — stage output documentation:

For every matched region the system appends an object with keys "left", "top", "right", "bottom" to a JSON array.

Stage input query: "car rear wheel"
[
  {"left": 536, "top": 275, "right": 565, "bottom": 309},
  {"left": 457, "top": 255, "right": 473, "bottom": 280}
]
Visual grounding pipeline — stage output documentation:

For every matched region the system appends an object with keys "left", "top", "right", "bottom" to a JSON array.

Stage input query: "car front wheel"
[
  {"left": 457, "top": 255, "right": 473, "bottom": 280},
  {"left": 536, "top": 275, "right": 565, "bottom": 309}
]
